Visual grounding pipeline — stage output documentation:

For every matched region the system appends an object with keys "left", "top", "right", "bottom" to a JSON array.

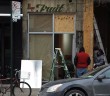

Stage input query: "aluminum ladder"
[{"left": 49, "top": 48, "right": 71, "bottom": 81}]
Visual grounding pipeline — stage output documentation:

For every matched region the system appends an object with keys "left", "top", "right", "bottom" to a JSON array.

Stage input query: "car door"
[{"left": 93, "top": 68, "right": 110, "bottom": 96}]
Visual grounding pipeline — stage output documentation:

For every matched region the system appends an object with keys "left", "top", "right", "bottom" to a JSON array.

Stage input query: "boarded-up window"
[{"left": 54, "top": 14, "right": 74, "bottom": 32}]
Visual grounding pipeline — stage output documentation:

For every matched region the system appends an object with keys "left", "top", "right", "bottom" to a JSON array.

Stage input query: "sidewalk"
[
  {"left": 2, "top": 88, "right": 40, "bottom": 96},
  {"left": 31, "top": 88, "right": 40, "bottom": 96}
]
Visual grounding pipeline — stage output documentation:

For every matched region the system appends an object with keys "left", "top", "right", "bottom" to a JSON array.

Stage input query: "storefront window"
[
  {"left": 29, "top": 14, "right": 52, "bottom": 32},
  {"left": 29, "top": 34, "right": 53, "bottom": 80},
  {"left": 28, "top": 13, "right": 76, "bottom": 80}
]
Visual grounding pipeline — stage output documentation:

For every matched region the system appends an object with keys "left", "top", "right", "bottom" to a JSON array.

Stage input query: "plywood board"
[
  {"left": 54, "top": 14, "right": 75, "bottom": 32},
  {"left": 83, "top": 0, "right": 93, "bottom": 69}
]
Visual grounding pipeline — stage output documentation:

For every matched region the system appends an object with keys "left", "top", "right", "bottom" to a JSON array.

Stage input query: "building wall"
[{"left": 22, "top": 0, "right": 93, "bottom": 80}]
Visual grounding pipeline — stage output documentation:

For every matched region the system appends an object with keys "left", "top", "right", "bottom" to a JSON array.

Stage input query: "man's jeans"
[{"left": 76, "top": 68, "right": 88, "bottom": 77}]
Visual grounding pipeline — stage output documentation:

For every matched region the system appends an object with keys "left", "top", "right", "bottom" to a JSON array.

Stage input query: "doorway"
[{"left": 54, "top": 34, "right": 75, "bottom": 79}]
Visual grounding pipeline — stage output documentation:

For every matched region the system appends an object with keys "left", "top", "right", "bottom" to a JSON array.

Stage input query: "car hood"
[{"left": 42, "top": 78, "right": 83, "bottom": 88}]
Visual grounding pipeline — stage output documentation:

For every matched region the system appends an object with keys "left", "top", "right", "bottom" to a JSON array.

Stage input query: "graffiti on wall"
[{"left": 76, "top": 31, "right": 83, "bottom": 52}]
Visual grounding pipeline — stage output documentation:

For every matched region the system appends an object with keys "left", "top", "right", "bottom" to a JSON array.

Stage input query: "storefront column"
[{"left": 83, "top": 0, "right": 94, "bottom": 70}]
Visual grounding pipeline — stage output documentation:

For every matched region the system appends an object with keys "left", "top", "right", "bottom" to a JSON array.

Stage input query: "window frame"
[{"left": 27, "top": 12, "right": 76, "bottom": 64}]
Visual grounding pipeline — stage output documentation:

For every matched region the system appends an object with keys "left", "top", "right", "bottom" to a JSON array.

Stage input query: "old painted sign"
[{"left": 27, "top": 3, "right": 65, "bottom": 13}]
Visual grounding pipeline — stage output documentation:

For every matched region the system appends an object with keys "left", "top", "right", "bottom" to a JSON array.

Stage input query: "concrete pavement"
[
  {"left": 1, "top": 88, "right": 40, "bottom": 96},
  {"left": 31, "top": 89, "right": 40, "bottom": 96}
]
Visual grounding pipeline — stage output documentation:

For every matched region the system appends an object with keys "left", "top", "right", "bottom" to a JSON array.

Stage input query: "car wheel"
[{"left": 65, "top": 90, "right": 86, "bottom": 96}]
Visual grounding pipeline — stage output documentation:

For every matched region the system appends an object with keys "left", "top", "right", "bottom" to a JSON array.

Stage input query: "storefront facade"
[
  {"left": 0, "top": 0, "right": 94, "bottom": 80},
  {"left": 1, "top": 0, "right": 110, "bottom": 81},
  {"left": 22, "top": 0, "right": 85, "bottom": 80}
]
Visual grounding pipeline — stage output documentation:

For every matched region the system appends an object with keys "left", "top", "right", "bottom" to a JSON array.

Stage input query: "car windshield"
[{"left": 80, "top": 65, "right": 108, "bottom": 78}]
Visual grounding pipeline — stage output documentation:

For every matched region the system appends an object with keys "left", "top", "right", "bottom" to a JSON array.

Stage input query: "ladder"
[
  {"left": 49, "top": 48, "right": 71, "bottom": 81},
  {"left": 94, "top": 17, "right": 108, "bottom": 64}
]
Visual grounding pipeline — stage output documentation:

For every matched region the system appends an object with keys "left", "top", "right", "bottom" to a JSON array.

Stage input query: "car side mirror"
[{"left": 97, "top": 75, "right": 106, "bottom": 81}]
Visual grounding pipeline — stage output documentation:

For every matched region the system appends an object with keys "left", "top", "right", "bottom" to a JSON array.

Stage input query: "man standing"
[{"left": 74, "top": 47, "right": 91, "bottom": 77}]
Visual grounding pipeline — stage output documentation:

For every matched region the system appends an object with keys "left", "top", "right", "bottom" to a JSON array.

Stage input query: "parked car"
[{"left": 38, "top": 64, "right": 110, "bottom": 96}]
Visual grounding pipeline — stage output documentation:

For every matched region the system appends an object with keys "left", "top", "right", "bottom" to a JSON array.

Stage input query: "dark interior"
[
  {"left": 0, "top": 0, "right": 22, "bottom": 78},
  {"left": 94, "top": 2, "right": 110, "bottom": 63}
]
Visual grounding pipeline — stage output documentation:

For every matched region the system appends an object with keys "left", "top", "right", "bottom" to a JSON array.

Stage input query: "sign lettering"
[{"left": 27, "top": 3, "right": 65, "bottom": 12}]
